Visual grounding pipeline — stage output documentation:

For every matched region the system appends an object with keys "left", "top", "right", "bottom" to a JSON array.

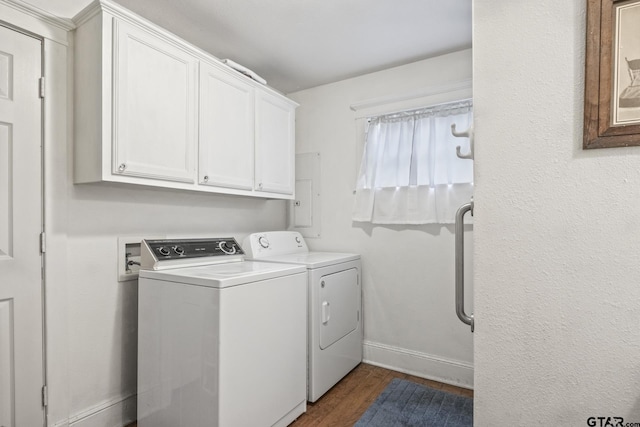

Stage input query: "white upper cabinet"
[
  {"left": 199, "top": 61, "right": 254, "bottom": 190},
  {"left": 255, "top": 91, "right": 296, "bottom": 195},
  {"left": 113, "top": 19, "right": 197, "bottom": 183},
  {"left": 73, "top": 0, "right": 297, "bottom": 199}
]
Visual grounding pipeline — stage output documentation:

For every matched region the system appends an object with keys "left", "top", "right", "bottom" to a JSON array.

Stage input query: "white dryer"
[
  {"left": 244, "top": 231, "right": 362, "bottom": 402},
  {"left": 137, "top": 237, "right": 307, "bottom": 427}
]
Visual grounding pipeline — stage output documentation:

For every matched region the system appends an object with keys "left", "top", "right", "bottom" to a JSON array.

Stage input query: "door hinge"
[
  {"left": 39, "top": 77, "right": 45, "bottom": 99},
  {"left": 40, "top": 232, "right": 46, "bottom": 254},
  {"left": 42, "top": 385, "right": 48, "bottom": 407}
]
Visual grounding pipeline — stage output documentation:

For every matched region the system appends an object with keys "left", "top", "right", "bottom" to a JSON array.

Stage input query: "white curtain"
[{"left": 353, "top": 100, "right": 473, "bottom": 224}]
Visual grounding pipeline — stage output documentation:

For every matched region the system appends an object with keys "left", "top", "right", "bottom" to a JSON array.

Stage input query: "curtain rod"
[
  {"left": 369, "top": 98, "right": 472, "bottom": 120},
  {"left": 349, "top": 79, "right": 472, "bottom": 112}
]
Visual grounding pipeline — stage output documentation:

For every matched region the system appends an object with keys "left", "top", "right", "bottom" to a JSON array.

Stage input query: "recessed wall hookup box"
[{"left": 117, "top": 235, "right": 164, "bottom": 282}]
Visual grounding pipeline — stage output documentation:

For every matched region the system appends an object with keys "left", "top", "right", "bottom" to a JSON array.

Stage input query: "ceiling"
[{"left": 23, "top": 0, "right": 472, "bottom": 94}]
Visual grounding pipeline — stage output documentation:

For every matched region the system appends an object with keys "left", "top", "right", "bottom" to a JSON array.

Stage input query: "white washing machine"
[
  {"left": 137, "top": 237, "right": 307, "bottom": 427},
  {"left": 243, "top": 231, "right": 362, "bottom": 402}
]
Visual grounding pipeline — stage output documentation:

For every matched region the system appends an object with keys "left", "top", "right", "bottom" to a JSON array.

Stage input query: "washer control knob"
[
  {"left": 157, "top": 246, "right": 170, "bottom": 256},
  {"left": 258, "top": 236, "right": 269, "bottom": 249},
  {"left": 173, "top": 246, "right": 185, "bottom": 255},
  {"left": 295, "top": 236, "right": 301, "bottom": 244},
  {"left": 218, "top": 241, "right": 236, "bottom": 255}
]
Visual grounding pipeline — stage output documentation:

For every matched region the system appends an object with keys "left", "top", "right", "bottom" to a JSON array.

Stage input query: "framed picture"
[{"left": 584, "top": 0, "right": 640, "bottom": 149}]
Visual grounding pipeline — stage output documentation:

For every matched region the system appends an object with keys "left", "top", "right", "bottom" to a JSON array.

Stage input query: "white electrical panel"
[{"left": 288, "top": 153, "right": 321, "bottom": 238}]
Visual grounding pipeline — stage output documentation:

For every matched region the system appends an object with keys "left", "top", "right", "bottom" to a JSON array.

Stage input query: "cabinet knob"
[
  {"left": 258, "top": 182, "right": 263, "bottom": 189},
  {"left": 203, "top": 175, "right": 209, "bottom": 182},
  {"left": 118, "top": 163, "right": 126, "bottom": 172}
]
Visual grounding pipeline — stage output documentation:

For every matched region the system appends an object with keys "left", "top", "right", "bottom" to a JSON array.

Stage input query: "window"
[{"left": 352, "top": 99, "right": 473, "bottom": 224}]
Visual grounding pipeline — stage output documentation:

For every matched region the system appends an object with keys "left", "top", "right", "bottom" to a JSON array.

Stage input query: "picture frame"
[{"left": 584, "top": 0, "right": 640, "bottom": 149}]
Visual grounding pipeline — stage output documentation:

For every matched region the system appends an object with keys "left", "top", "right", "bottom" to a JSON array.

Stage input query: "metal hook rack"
[{"left": 451, "top": 123, "right": 474, "bottom": 160}]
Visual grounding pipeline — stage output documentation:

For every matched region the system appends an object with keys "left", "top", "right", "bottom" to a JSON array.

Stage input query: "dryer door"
[{"left": 319, "top": 268, "right": 359, "bottom": 350}]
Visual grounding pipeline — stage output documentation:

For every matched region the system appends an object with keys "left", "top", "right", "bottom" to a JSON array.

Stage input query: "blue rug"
[{"left": 354, "top": 378, "right": 473, "bottom": 427}]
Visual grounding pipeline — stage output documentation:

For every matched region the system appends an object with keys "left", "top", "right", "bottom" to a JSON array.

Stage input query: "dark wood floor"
[
  {"left": 127, "top": 363, "right": 473, "bottom": 427},
  {"left": 290, "top": 363, "right": 472, "bottom": 427}
]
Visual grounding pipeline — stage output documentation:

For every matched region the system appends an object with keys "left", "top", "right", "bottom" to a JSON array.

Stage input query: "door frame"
[
  {"left": 0, "top": 2, "right": 72, "bottom": 424},
  {"left": 0, "top": 19, "right": 47, "bottom": 425}
]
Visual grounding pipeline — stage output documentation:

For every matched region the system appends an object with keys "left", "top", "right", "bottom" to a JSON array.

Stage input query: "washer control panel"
[{"left": 144, "top": 238, "right": 244, "bottom": 261}]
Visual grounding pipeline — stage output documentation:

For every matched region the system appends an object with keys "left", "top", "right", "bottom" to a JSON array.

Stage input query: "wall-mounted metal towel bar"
[{"left": 455, "top": 199, "right": 474, "bottom": 332}]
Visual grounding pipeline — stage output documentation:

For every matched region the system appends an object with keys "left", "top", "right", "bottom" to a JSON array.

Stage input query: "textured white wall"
[
  {"left": 474, "top": 1, "right": 640, "bottom": 424},
  {"left": 288, "top": 50, "right": 475, "bottom": 388}
]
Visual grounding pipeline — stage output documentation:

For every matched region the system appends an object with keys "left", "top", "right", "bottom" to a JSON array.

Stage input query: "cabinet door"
[
  {"left": 199, "top": 62, "right": 254, "bottom": 190},
  {"left": 254, "top": 91, "right": 295, "bottom": 195},
  {"left": 112, "top": 19, "right": 197, "bottom": 183}
]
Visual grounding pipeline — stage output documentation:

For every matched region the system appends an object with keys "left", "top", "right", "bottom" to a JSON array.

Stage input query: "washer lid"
[
  {"left": 250, "top": 252, "right": 360, "bottom": 269},
  {"left": 139, "top": 261, "right": 306, "bottom": 288}
]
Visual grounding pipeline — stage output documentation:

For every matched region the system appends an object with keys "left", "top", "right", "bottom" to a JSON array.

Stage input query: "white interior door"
[{"left": 0, "top": 25, "right": 45, "bottom": 427}]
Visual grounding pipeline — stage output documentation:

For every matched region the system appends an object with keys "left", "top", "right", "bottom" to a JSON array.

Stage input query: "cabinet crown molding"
[
  {"left": 71, "top": 0, "right": 294, "bottom": 102},
  {"left": 73, "top": 0, "right": 191, "bottom": 52}
]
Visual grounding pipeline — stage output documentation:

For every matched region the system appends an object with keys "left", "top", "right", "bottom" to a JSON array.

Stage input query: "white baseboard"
[
  {"left": 49, "top": 344, "right": 470, "bottom": 427},
  {"left": 363, "top": 340, "right": 474, "bottom": 389},
  {"left": 51, "top": 393, "right": 136, "bottom": 427}
]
